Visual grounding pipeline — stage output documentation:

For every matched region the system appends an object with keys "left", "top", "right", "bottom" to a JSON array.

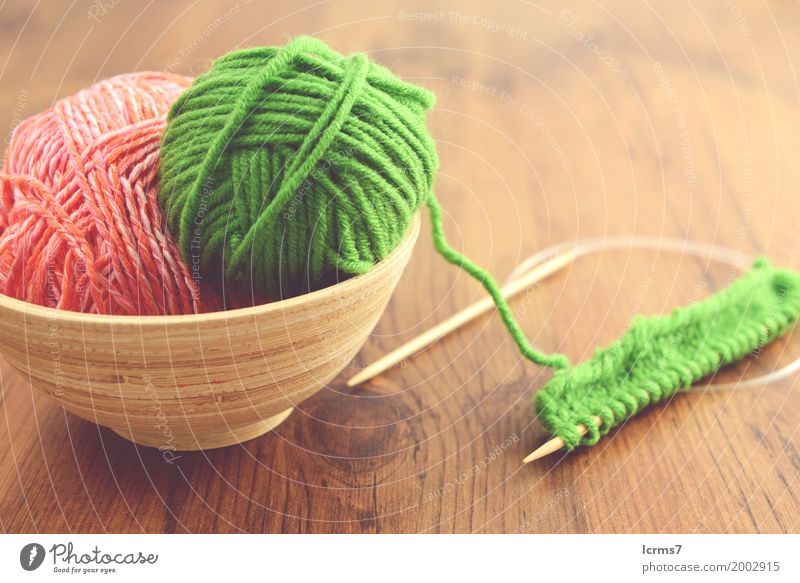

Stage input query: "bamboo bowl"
[{"left": 0, "top": 217, "right": 420, "bottom": 451}]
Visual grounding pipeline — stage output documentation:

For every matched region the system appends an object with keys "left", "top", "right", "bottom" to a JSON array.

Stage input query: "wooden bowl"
[{"left": 0, "top": 217, "right": 420, "bottom": 451}]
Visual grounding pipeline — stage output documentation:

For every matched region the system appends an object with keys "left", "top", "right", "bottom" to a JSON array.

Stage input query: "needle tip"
[
  {"left": 522, "top": 433, "right": 572, "bottom": 464},
  {"left": 347, "top": 370, "right": 371, "bottom": 387},
  {"left": 522, "top": 452, "right": 538, "bottom": 464},
  {"left": 522, "top": 418, "right": 601, "bottom": 465},
  {"left": 522, "top": 445, "right": 549, "bottom": 464}
]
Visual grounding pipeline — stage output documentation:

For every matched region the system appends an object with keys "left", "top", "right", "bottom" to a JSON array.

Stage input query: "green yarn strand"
[
  {"left": 229, "top": 52, "right": 370, "bottom": 279},
  {"left": 426, "top": 194, "right": 570, "bottom": 369},
  {"left": 535, "top": 258, "right": 800, "bottom": 450}
]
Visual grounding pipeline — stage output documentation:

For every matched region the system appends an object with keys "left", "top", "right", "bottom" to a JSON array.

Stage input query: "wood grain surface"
[{"left": 2, "top": 0, "right": 800, "bottom": 534}]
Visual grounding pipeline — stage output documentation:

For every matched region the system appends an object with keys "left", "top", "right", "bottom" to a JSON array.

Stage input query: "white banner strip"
[{"left": 1, "top": 534, "right": 797, "bottom": 581}]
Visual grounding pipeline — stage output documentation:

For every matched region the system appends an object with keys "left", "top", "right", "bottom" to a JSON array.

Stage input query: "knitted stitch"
[{"left": 535, "top": 258, "right": 800, "bottom": 450}]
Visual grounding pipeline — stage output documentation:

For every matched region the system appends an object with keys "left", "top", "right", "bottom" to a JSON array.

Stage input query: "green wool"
[
  {"left": 160, "top": 36, "right": 436, "bottom": 297},
  {"left": 535, "top": 258, "right": 800, "bottom": 450},
  {"left": 159, "top": 35, "right": 566, "bottom": 369}
]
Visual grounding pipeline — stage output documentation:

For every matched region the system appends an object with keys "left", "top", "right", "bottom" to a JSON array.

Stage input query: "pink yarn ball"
[{"left": 0, "top": 72, "right": 205, "bottom": 315}]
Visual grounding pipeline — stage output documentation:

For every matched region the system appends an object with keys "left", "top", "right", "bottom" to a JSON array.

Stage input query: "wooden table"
[{"left": 2, "top": 0, "right": 800, "bottom": 534}]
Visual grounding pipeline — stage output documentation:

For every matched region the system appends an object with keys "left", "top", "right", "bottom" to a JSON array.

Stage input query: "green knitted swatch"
[{"left": 535, "top": 258, "right": 800, "bottom": 450}]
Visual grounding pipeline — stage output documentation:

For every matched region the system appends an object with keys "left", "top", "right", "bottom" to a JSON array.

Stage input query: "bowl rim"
[{"left": 0, "top": 215, "right": 421, "bottom": 326}]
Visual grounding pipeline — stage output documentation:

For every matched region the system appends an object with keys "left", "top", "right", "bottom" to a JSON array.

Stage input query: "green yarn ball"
[{"left": 159, "top": 36, "right": 438, "bottom": 299}]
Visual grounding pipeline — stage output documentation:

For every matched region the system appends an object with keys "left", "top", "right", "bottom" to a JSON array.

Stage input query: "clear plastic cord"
[{"left": 505, "top": 237, "right": 800, "bottom": 392}]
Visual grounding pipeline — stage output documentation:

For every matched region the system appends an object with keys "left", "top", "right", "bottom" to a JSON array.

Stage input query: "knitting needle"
[
  {"left": 346, "top": 250, "right": 576, "bottom": 387},
  {"left": 522, "top": 416, "right": 603, "bottom": 463}
]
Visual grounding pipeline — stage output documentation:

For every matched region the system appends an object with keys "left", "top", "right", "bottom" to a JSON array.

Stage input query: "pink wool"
[{"left": 0, "top": 72, "right": 204, "bottom": 315}]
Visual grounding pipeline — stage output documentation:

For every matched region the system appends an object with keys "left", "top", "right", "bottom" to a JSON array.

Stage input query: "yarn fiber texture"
[
  {"left": 160, "top": 36, "right": 437, "bottom": 299},
  {"left": 535, "top": 258, "right": 800, "bottom": 450},
  {"left": 0, "top": 72, "right": 203, "bottom": 315}
]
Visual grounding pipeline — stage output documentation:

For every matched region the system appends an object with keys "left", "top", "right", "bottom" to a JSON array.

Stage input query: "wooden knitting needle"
[
  {"left": 347, "top": 250, "right": 576, "bottom": 387},
  {"left": 522, "top": 416, "right": 603, "bottom": 463}
]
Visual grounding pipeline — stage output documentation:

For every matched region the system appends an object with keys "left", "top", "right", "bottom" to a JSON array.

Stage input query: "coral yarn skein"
[{"left": 0, "top": 72, "right": 202, "bottom": 315}]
